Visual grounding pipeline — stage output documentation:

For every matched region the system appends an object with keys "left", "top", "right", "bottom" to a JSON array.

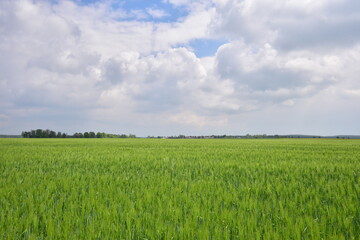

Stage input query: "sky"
[{"left": 0, "top": 0, "right": 360, "bottom": 136}]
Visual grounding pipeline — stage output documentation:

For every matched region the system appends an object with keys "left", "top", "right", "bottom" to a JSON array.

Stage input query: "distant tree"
[
  {"left": 21, "top": 131, "right": 30, "bottom": 138},
  {"left": 73, "top": 132, "right": 83, "bottom": 138},
  {"left": 35, "top": 129, "right": 43, "bottom": 138},
  {"left": 22, "top": 129, "right": 69, "bottom": 138},
  {"left": 49, "top": 131, "right": 56, "bottom": 138},
  {"left": 73, "top": 133, "right": 80, "bottom": 138},
  {"left": 43, "top": 129, "right": 50, "bottom": 138},
  {"left": 22, "top": 129, "right": 139, "bottom": 139},
  {"left": 96, "top": 132, "right": 105, "bottom": 138}
]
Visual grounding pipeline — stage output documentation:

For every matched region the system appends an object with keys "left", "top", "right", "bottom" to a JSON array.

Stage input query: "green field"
[{"left": 1, "top": 138, "right": 359, "bottom": 239}]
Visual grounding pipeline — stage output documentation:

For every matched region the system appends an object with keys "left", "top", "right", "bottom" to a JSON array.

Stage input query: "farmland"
[{"left": 0, "top": 138, "right": 359, "bottom": 239}]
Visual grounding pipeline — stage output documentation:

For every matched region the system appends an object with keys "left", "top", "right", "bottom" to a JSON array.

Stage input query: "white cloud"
[
  {"left": 169, "top": 111, "right": 228, "bottom": 128},
  {"left": 0, "top": 0, "right": 359, "bottom": 135},
  {"left": 0, "top": 114, "right": 10, "bottom": 128},
  {"left": 163, "top": 0, "right": 190, "bottom": 6},
  {"left": 211, "top": 0, "right": 360, "bottom": 49},
  {"left": 146, "top": 8, "right": 168, "bottom": 18}
]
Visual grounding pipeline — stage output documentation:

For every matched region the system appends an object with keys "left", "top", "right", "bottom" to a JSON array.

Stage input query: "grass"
[{"left": 0, "top": 138, "right": 359, "bottom": 239}]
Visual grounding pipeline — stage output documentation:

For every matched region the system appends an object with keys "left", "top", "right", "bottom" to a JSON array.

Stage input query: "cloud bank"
[{"left": 0, "top": 0, "right": 359, "bottom": 135}]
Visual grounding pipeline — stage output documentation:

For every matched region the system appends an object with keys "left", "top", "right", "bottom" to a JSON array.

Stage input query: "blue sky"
[
  {"left": 0, "top": 0, "right": 360, "bottom": 136},
  {"left": 76, "top": 0, "right": 189, "bottom": 22},
  {"left": 188, "top": 39, "right": 227, "bottom": 57}
]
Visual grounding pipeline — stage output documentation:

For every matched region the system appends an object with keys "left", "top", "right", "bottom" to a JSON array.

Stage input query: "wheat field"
[{"left": 1, "top": 138, "right": 359, "bottom": 239}]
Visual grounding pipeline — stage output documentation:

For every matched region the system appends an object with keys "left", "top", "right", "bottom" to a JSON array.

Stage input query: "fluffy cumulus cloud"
[{"left": 0, "top": 0, "right": 359, "bottom": 135}]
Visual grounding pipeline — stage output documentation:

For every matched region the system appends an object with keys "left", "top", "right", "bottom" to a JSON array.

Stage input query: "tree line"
[{"left": 21, "top": 129, "right": 136, "bottom": 138}]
